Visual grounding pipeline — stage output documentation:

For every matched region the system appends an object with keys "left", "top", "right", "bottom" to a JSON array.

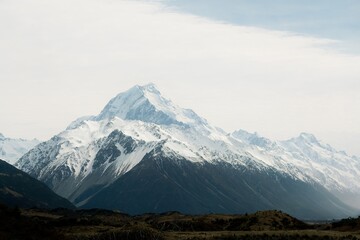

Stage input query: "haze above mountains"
[
  {"left": 1, "top": 84, "right": 358, "bottom": 220},
  {"left": 2, "top": 0, "right": 360, "bottom": 159}
]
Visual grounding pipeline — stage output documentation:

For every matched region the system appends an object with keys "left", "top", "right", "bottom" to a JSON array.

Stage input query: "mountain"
[
  {"left": 231, "top": 130, "right": 360, "bottom": 209},
  {"left": 95, "top": 84, "right": 207, "bottom": 126},
  {"left": 0, "top": 133, "right": 39, "bottom": 164},
  {"left": 0, "top": 159, "right": 74, "bottom": 209},
  {"left": 16, "top": 83, "right": 357, "bottom": 219},
  {"left": 83, "top": 148, "right": 351, "bottom": 219}
]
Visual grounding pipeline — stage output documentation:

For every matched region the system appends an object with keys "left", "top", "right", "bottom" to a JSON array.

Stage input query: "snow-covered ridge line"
[
  {"left": 231, "top": 129, "right": 360, "bottom": 208},
  {"left": 0, "top": 133, "right": 40, "bottom": 164},
  {"left": 15, "top": 83, "right": 360, "bottom": 210}
]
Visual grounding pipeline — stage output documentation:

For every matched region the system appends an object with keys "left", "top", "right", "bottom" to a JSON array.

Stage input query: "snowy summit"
[
  {"left": 96, "top": 83, "right": 206, "bottom": 126},
  {"left": 14, "top": 84, "right": 360, "bottom": 219}
]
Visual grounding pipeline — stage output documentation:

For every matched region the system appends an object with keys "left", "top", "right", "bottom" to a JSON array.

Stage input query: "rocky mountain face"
[
  {"left": 231, "top": 130, "right": 360, "bottom": 209},
  {"left": 0, "top": 159, "right": 74, "bottom": 209},
  {"left": 0, "top": 133, "right": 39, "bottom": 164},
  {"left": 15, "top": 83, "right": 359, "bottom": 219},
  {"left": 82, "top": 149, "right": 352, "bottom": 220}
]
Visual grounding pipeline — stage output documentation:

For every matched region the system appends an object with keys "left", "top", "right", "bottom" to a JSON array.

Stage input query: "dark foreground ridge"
[
  {"left": 0, "top": 159, "right": 74, "bottom": 209},
  {"left": 0, "top": 205, "right": 359, "bottom": 240}
]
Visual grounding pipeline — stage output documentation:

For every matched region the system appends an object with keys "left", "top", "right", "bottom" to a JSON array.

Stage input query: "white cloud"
[{"left": 1, "top": 0, "right": 360, "bottom": 155}]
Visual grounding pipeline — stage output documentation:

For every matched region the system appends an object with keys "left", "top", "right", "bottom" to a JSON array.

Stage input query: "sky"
[
  {"left": 1, "top": 0, "right": 360, "bottom": 155},
  {"left": 165, "top": 0, "right": 360, "bottom": 53}
]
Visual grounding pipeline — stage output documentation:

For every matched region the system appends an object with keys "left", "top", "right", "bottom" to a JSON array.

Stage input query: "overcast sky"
[
  {"left": 165, "top": 0, "right": 360, "bottom": 53},
  {"left": 1, "top": 0, "right": 360, "bottom": 155}
]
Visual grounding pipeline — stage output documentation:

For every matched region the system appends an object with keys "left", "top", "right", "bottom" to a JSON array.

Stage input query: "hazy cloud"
[{"left": 1, "top": 0, "right": 360, "bottom": 155}]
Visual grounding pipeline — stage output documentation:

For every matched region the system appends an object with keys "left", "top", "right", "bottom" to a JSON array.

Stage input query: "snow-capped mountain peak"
[
  {"left": 139, "top": 82, "right": 161, "bottom": 94},
  {"left": 14, "top": 84, "right": 360, "bottom": 218},
  {"left": 295, "top": 132, "right": 319, "bottom": 144},
  {"left": 231, "top": 129, "right": 273, "bottom": 148},
  {"left": 231, "top": 129, "right": 257, "bottom": 140},
  {"left": 0, "top": 133, "right": 40, "bottom": 164},
  {"left": 284, "top": 132, "right": 336, "bottom": 153},
  {"left": 95, "top": 83, "right": 206, "bottom": 126}
]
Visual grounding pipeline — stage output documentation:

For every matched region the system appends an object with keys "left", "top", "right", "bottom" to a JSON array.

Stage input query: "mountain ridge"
[
  {"left": 15, "top": 84, "right": 360, "bottom": 219},
  {"left": 0, "top": 159, "right": 74, "bottom": 209},
  {"left": 0, "top": 133, "right": 39, "bottom": 164},
  {"left": 231, "top": 129, "right": 360, "bottom": 208}
]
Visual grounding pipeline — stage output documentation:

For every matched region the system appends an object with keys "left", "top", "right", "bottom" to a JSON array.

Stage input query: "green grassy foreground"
[{"left": 0, "top": 204, "right": 359, "bottom": 240}]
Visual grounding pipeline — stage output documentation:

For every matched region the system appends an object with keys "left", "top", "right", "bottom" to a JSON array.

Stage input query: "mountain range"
[
  {"left": 231, "top": 130, "right": 360, "bottom": 208},
  {"left": 0, "top": 133, "right": 39, "bottom": 164},
  {"left": 13, "top": 83, "right": 360, "bottom": 219}
]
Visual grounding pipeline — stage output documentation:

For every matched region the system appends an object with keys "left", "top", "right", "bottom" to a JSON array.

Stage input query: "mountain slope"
[
  {"left": 0, "top": 159, "right": 74, "bottom": 209},
  {"left": 83, "top": 148, "right": 352, "bottom": 220},
  {"left": 17, "top": 116, "right": 237, "bottom": 203},
  {"left": 16, "top": 84, "right": 238, "bottom": 202},
  {"left": 231, "top": 130, "right": 360, "bottom": 209},
  {"left": 16, "top": 84, "right": 357, "bottom": 219},
  {"left": 0, "top": 133, "right": 39, "bottom": 164}
]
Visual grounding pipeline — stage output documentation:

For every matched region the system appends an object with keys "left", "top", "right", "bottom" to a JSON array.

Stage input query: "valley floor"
[
  {"left": 1, "top": 205, "right": 360, "bottom": 240},
  {"left": 164, "top": 230, "right": 360, "bottom": 240}
]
